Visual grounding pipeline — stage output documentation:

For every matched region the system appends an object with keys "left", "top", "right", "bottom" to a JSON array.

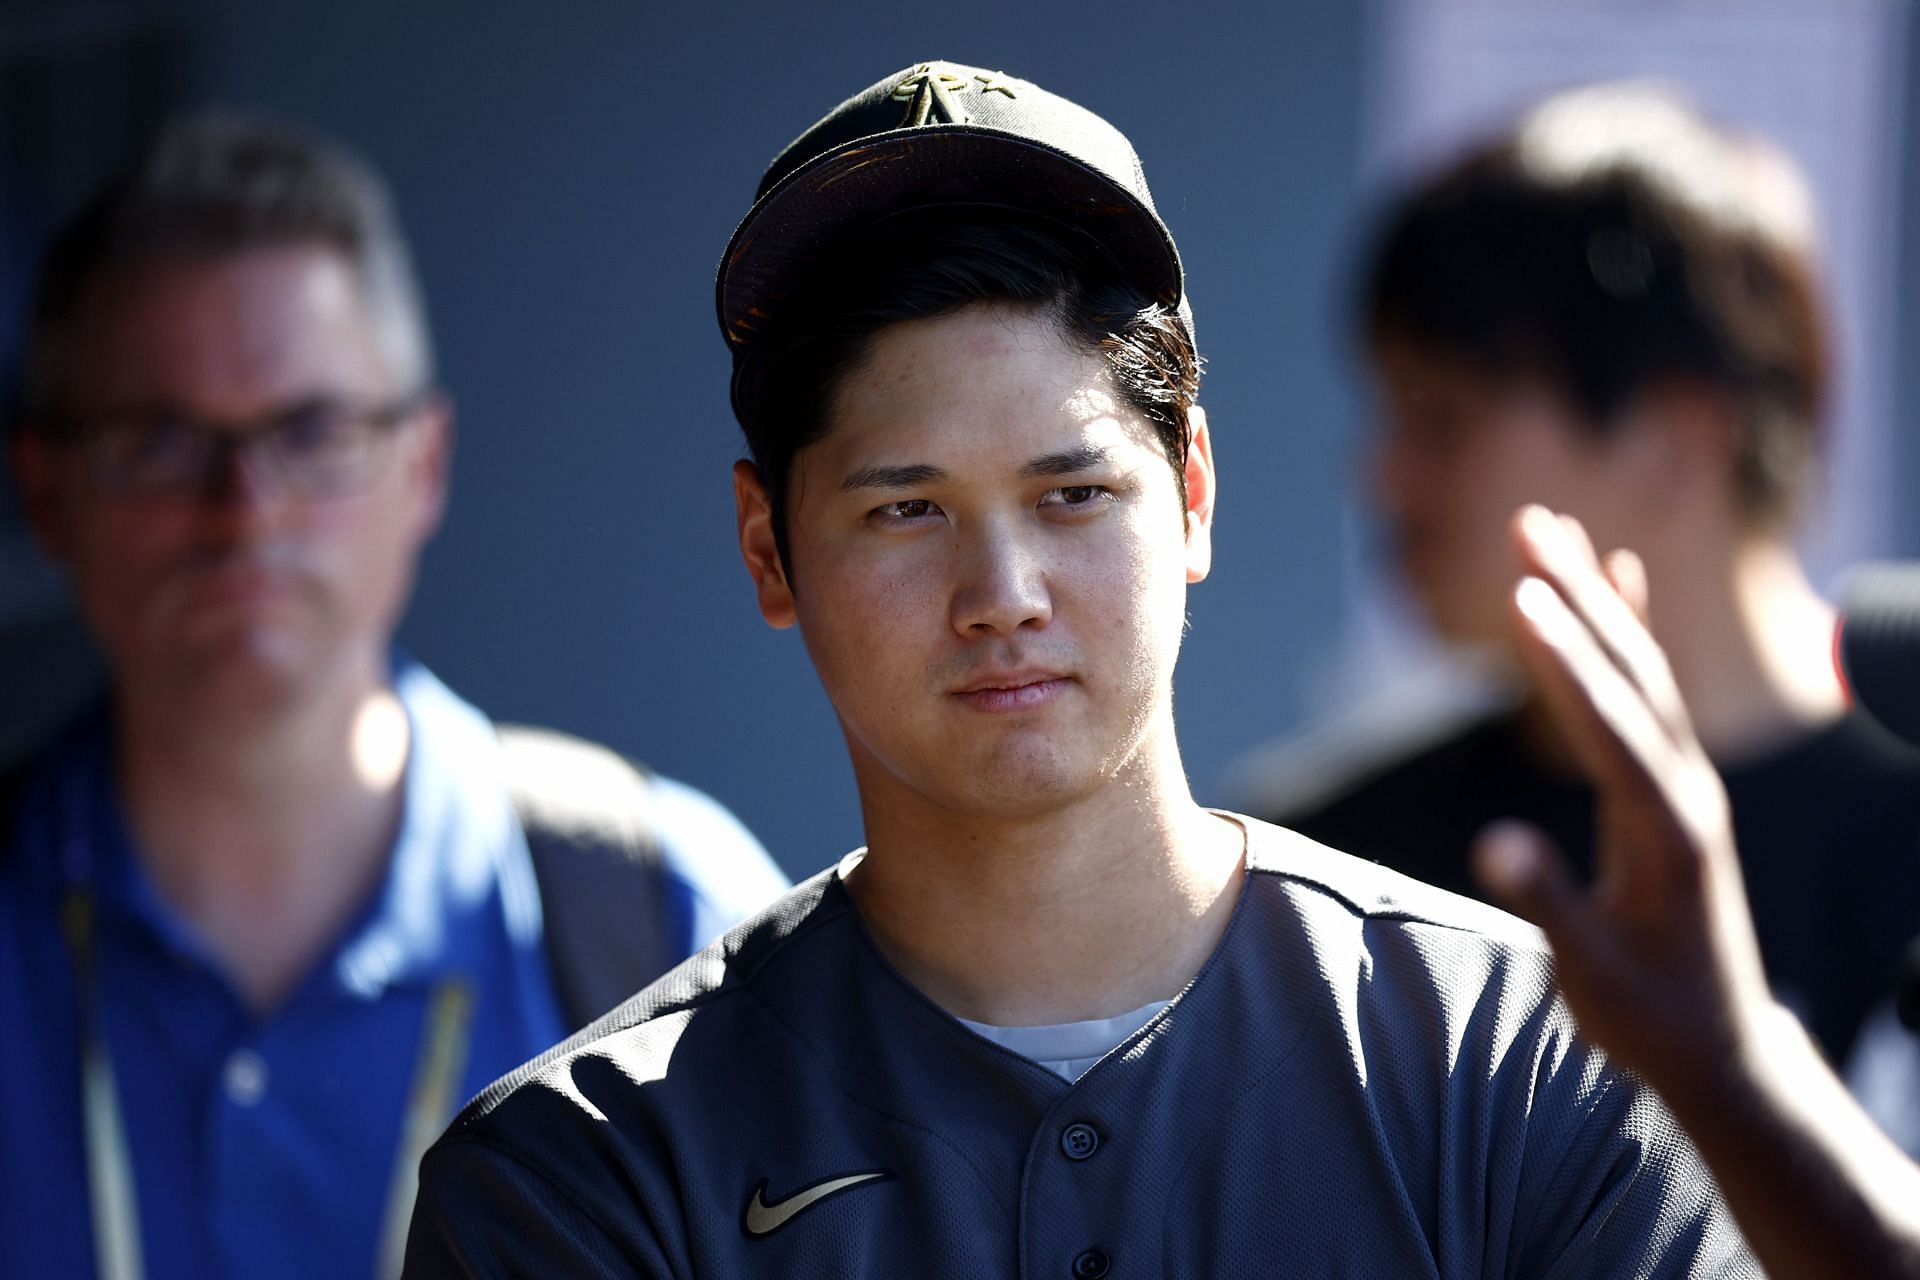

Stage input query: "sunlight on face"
[{"left": 768, "top": 302, "right": 1210, "bottom": 820}]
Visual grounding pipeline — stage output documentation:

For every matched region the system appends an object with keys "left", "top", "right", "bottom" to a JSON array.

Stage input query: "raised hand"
[
  {"left": 1473, "top": 504, "right": 1920, "bottom": 1279},
  {"left": 1470, "top": 504, "right": 1771, "bottom": 1100}
]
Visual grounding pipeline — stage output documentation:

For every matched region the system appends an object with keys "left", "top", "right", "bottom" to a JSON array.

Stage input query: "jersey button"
[
  {"left": 1060, "top": 1122, "right": 1101, "bottom": 1160},
  {"left": 1072, "top": 1248, "right": 1111, "bottom": 1278},
  {"left": 222, "top": 1048, "right": 270, "bottom": 1107}
]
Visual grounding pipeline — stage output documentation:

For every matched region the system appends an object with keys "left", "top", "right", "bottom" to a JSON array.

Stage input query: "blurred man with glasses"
[{"left": 0, "top": 115, "right": 785, "bottom": 1280}]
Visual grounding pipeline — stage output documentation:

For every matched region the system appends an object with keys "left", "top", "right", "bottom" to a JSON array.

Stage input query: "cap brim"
[{"left": 718, "top": 126, "right": 1183, "bottom": 349}]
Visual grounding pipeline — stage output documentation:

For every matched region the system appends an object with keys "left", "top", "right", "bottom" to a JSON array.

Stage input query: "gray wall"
[{"left": 178, "top": 0, "right": 1371, "bottom": 877}]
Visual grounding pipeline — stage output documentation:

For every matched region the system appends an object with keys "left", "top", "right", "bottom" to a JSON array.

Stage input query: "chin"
[
  {"left": 850, "top": 736, "right": 1072, "bottom": 819},
  {"left": 930, "top": 738, "right": 1112, "bottom": 818},
  {"left": 161, "top": 627, "right": 331, "bottom": 704},
  {"left": 956, "top": 770, "right": 1082, "bottom": 815}
]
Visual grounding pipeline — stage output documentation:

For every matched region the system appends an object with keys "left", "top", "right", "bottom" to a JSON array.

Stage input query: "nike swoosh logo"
[{"left": 742, "top": 1170, "right": 893, "bottom": 1237}]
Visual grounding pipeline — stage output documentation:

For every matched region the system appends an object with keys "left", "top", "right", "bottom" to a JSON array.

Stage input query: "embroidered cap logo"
[{"left": 889, "top": 64, "right": 1017, "bottom": 128}]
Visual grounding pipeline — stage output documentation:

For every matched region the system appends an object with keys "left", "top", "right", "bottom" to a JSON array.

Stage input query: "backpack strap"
[
  {"left": 496, "top": 725, "right": 678, "bottom": 1031},
  {"left": 0, "top": 760, "right": 26, "bottom": 867}
]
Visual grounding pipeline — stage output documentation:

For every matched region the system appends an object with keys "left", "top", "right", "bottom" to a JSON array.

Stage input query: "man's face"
[
  {"left": 1368, "top": 338, "right": 1634, "bottom": 654},
  {"left": 736, "top": 303, "right": 1215, "bottom": 820},
  {"left": 13, "top": 245, "right": 449, "bottom": 708}
]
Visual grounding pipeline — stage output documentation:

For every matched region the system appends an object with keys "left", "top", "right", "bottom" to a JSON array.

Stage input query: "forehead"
[
  {"left": 817, "top": 303, "right": 1153, "bottom": 470},
  {"left": 1372, "top": 337, "right": 1578, "bottom": 424},
  {"left": 60, "top": 244, "right": 394, "bottom": 412},
  {"left": 1373, "top": 338, "right": 1498, "bottom": 401}
]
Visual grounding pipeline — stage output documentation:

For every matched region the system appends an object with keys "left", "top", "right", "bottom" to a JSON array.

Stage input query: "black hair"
[
  {"left": 1360, "top": 103, "right": 1827, "bottom": 528},
  {"left": 731, "top": 212, "right": 1201, "bottom": 576}
]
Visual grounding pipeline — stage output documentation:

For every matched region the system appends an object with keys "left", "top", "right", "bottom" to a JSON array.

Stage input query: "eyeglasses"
[{"left": 49, "top": 393, "right": 429, "bottom": 499}]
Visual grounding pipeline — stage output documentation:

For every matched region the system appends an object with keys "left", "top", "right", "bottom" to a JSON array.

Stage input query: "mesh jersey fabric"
[
  {"left": 1269, "top": 707, "right": 1920, "bottom": 1063},
  {"left": 403, "top": 816, "right": 1756, "bottom": 1278}
]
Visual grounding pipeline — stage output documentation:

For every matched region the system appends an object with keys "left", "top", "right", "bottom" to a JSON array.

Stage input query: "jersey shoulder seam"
[
  {"left": 450, "top": 877, "right": 857, "bottom": 1126},
  {"left": 599, "top": 877, "right": 860, "bottom": 1027},
  {"left": 1245, "top": 859, "right": 1553, "bottom": 956}
]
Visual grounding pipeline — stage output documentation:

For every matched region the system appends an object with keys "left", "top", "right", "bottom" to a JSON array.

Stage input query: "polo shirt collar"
[
  {"left": 38, "top": 658, "right": 541, "bottom": 1008},
  {"left": 333, "top": 657, "right": 542, "bottom": 998}
]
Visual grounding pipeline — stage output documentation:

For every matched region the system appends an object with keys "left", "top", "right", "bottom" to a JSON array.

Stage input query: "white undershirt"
[{"left": 957, "top": 999, "right": 1171, "bottom": 1082}]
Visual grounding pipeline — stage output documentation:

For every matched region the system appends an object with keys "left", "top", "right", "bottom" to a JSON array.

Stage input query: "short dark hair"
[
  {"left": 732, "top": 213, "right": 1201, "bottom": 575},
  {"left": 1360, "top": 85, "right": 1828, "bottom": 527},
  {"left": 20, "top": 111, "right": 430, "bottom": 427}
]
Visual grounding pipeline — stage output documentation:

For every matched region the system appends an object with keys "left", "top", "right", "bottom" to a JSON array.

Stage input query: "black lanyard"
[{"left": 57, "top": 776, "right": 474, "bottom": 1280}]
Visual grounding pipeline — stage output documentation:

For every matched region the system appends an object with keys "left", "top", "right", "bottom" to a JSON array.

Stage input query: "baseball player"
[{"left": 403, "top": 61, "right": 1755, "bottom": 1276}]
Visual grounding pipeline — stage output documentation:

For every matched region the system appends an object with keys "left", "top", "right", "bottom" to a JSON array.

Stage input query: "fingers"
[
  {"left": 1512, "top": 573, "right": 1679, "bottom": 805},
  {"left": 1603, "top": 548, "right": 1650, "bottom": 627},
  {"left": 1511, "top": 506, "right": 1697, "bottom": 749},
  {"left": 1506, "top": 506, "right": 1734, "bottom": 906},
  {"left": 1519, "top": 509, "right": 1661, "bottom": 693},
  {"left": 1473, "top": 821, "right": 1607, "bottom": 962}
]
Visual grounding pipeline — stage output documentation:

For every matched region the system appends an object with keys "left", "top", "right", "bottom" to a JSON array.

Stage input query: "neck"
[
  {"left": 1521, "top": 529, "right": 1842, "bottom": 766},
  {"left": 113, "top": 648, "right": 409, "bottom": 1013},
  {"left": 842, "top": 720, "right": 1245, "bottom": 1027}
]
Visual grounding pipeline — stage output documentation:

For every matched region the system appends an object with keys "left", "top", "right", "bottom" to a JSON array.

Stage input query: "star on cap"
[{"left": 891, "top": 64, "right": 971, "bottom": 127}]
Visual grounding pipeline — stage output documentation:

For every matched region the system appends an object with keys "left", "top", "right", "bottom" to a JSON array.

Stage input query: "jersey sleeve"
[
  {"left": 647, "top": 775, "right": 791, "bottom": 957},
  {"left": 1514, "top": 1065, "right": 1759, "bottom": 1279},
  {"left": 403, "top": 1136, "right": 667, "bottom": 1280}
]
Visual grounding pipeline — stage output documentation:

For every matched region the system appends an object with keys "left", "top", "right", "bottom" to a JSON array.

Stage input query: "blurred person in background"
[
  {"left": 1258, "top": 83, "right": 1920, "bottom": 1068},
  {"left": 0, "top": 115, "right": 786, "bottom": 1280}
]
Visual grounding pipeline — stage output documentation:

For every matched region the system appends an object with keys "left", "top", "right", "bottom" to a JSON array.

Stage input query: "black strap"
[
  {"left": 497, "top": 726, "right": 676, "bottom": 1031},
  {"left": 0, "top": 760, "right": 26, "bottom": 867},
  {"left": 3, "top": 730, "right": 676, "bottom": 1030}
]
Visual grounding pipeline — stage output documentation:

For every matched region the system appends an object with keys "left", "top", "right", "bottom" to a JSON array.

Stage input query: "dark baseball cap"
[{"left": 716, "top": 59, "right": 1187, "bottom": 353}]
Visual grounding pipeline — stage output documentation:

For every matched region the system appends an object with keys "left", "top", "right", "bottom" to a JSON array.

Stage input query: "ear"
[
  {"left": 9, "top": 428, "right": 73, "bottom": 562},
  {"left": 404, "top": 392, "right": 455, "bottom": 541},
  {"left": 733, "top": 458, "right": 795, "bottom": 629},
  {"left": 1182, "top": 404, "right": 1217, "bottom": 584}
]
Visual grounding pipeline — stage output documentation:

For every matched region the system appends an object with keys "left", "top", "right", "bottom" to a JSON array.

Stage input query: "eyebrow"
[
  {"left": 1021, "top": 444, "right": 1112, "bottom": 478},
  {"left": 839, "top": 444, "right": 1114, "bottom": 492},
  {"left": 841, "top": 463, "right": 947, "bottom": 492}
]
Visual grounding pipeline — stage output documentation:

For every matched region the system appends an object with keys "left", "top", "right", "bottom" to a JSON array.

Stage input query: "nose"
[
  {"left": 196, "top": 435, "right": 285, "bottom": 517},
  {"left": 949, "top": 518, "right": 1052, "bottom": 638}
]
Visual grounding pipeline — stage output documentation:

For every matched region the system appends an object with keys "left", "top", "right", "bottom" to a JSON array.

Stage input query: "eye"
[
  {"left": 874, "top": 498, "right": 940, "bottom": 522},
  {"left": 124, "top": 420, "right": 195, "bottom": 463},
  {"left": 273, "top": 403, "right": 357, "bottom": 457},
  {"left": 1041, "top": 484, "right": 1110, "bottom": 510},
  {"left": 91, "top": 418, "right": 201, "bottom": 471}
]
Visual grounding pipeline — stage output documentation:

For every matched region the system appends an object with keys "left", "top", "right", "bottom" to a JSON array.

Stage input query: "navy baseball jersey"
[{"left": 404, "top": 817, "right": 1756, "bottom": 1277}]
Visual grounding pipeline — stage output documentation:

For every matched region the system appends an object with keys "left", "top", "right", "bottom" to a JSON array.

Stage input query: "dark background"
[{"left": 3, "top": 1, "right": 1916, "bottom": 878}]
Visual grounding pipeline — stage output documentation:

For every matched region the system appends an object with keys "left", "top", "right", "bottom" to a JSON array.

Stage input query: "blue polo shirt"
[{"left": 0, "top": 660, "right": 780, "bottom": 1280}]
